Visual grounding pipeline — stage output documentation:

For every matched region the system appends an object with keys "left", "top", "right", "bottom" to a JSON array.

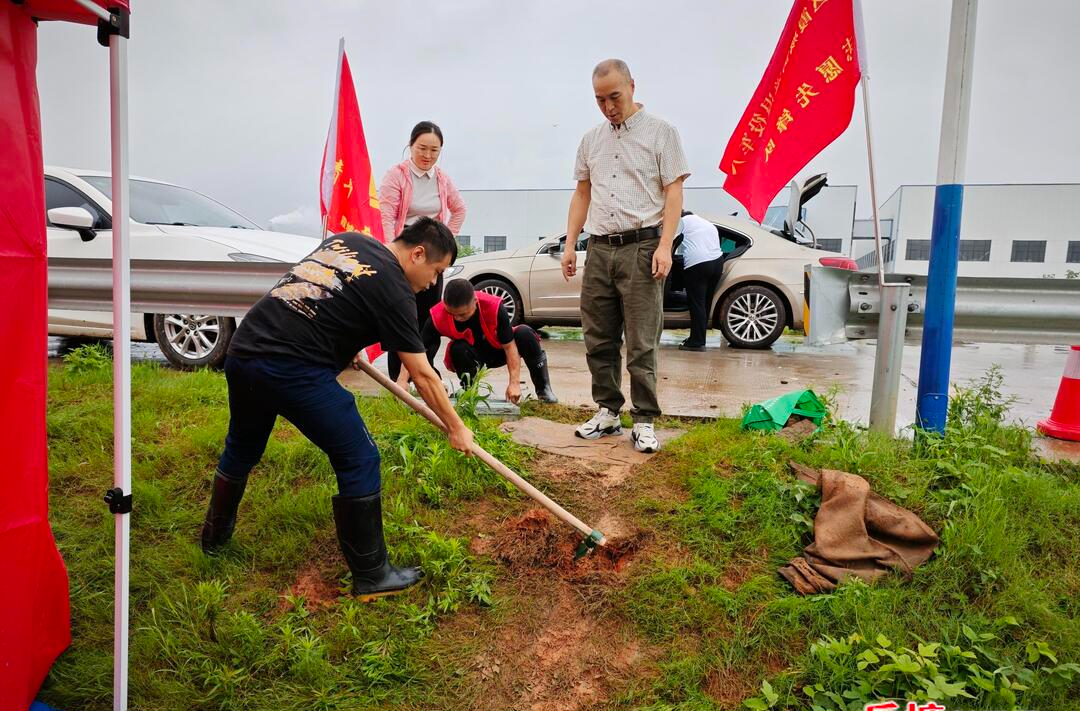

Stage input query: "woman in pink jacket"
[{"left": 379, "top": 121, "right": 467, "bottom": 385}]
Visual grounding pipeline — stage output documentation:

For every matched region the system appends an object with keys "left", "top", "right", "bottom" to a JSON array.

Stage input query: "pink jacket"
[{"left": 378, "top": 161, "right": 467, "bottom": 238}]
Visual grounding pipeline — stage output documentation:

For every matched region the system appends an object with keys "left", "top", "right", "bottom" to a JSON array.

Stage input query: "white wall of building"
[
  {"left": 872, "top": 184, "right": 1080, "bottom": 278},
  {"left": 456, "top": 185, "right": 857, "bottom": 253}
]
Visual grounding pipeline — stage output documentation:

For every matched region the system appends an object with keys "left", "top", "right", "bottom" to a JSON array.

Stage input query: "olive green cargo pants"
[{"left": 580, "top": 237, "right": 664, "bottom": 423}]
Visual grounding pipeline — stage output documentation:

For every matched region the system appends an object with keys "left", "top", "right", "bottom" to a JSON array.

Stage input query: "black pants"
[
  {"left": 684, "top": 257, "right": 724, "bottom": 347},
  {"left": 217, "top": 356, "right": 380, "bottom": 497},
  {"left": 388, "top": 273, "right": 443, "bottom": 381},
  {"left": 448, "top": 325, "right": 542, "bottom": 385}
]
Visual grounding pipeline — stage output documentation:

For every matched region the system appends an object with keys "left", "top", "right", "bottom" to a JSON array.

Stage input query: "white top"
[
  {"left": 405, "top": 160, "right": 441, "bottom": 226},
  {"left": 678, "top": 214, "right": 725, "bottom": 269},
  {"left": 573, "top": 107, "right": 690, "bottom": 235}
]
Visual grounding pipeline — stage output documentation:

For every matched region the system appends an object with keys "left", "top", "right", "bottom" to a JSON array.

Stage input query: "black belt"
[{"left": 590, "top": 225, "right": 661, "bottom": 245}]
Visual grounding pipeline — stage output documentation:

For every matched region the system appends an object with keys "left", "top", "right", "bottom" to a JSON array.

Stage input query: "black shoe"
[
  {"left": 525, "top": 352, "right": 558, "bottom": 403},
  {"left": 679, "top": 343, "right": 706, "bottom": 352},
  {"left": 332, "top": 492, "right": 422, "bottom": 600},
  {"left": 201, "top": 471, "right": 248, "bottom": 552}
]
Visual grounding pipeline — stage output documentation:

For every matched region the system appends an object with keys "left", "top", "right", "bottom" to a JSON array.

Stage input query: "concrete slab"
[{"left": 499, "top": 416, "right": 680, "bottom": 466}]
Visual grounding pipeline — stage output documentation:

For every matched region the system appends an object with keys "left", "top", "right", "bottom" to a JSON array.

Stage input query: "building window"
[
  {"left": 484, "top": 235, "right": 506, "bottom": 253},
  {"left": 817, "top": 239, "right": 843, "bottom": 253},
  {"left": 905, "top": 239, "right": 931, "bottom": 260},
  {"left": 457, "top": 235, "right": 471, "bottom": 247},
  {"left": 1067, "top": 241, "right": 1080, "bottom": 264},
  {"left": 958, "top": 240, "right": 992, "bottom": 262},
  {"left": 1011, "top": 240, "right": 1046, "bottom": 263}
]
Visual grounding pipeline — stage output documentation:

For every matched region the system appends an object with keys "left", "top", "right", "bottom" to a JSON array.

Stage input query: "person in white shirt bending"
[{"left": 678, "top": 210, "right": 726, "bottom": 351}]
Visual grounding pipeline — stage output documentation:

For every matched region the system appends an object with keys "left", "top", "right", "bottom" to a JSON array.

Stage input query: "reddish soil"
[
  {"left": 280, "top": 532, "right": 344, "bottom": 610},
  {"left": 284, "top": 565, "right": 341, "bottom": 610},
  {"left": 486, "top": 508, "right": 648, "bottom": 581},
  {"left": 463, "top": 584, "right": 651, "bottom": 711}
]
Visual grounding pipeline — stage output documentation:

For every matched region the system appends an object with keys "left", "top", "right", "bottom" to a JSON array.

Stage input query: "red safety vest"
[{"left": 429, "top": 291, "right": 504, "bottom": 372}]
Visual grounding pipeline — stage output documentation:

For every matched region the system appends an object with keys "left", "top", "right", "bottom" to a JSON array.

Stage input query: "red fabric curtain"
[
  {"left": 21, "top": 0, "right": 129, "bottom": 25},
  {"left": 0, "top": 5, "right": 72, "bottom": 709}
]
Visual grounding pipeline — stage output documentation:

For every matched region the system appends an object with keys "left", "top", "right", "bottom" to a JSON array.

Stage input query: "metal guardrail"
[
  {"left": 48, "top": 258, "right": 1080, "bottom": 346},
  {"left": 48, "top": 258, "right": 291, "bottom": 318},
  {"left": 806, "top": 265, "right": 1080, "bottom": 346}
]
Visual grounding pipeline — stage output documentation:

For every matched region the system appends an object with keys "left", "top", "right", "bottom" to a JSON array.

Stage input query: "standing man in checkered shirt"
[{"left": 562, "top": 58, "right": 690, "bottom": 453}]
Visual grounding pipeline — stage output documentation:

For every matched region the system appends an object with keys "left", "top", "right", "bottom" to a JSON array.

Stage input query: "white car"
[
  {"left": 446, "top": 175, "right": 855, "bottom": 349},
  {"left": 45, "top": 166, "right": 318, "bottom": 368}
]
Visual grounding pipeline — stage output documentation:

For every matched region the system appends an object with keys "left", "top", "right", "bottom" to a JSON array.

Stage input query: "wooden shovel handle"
[{"left": 355, "top": 358, "right": 605, "bottom": 545}]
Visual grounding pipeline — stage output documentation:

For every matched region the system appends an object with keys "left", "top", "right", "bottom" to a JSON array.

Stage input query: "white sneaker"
[
  {"left": 575, "top": 407, "right": 622, "bottom": 440},
  {"left": 631, "top": 423, "right": 660, "bottom": 453}
]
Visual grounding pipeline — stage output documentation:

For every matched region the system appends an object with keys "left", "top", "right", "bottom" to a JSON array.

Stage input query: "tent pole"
[
  {"left": 108, "top": 25, "right": 132, "bottom": 711},
  {"left": 70, "top": 0, "right": 110, "bottom": 21}
]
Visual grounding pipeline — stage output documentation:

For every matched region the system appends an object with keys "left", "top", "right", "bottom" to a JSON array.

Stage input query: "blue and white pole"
[{"left": 916, "top": 0, "right": 978, "bottom": 433}]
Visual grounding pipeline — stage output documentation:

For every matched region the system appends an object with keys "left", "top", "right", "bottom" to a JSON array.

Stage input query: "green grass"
[
  {"left": 608, "top": 370, "right": 1080, "bottom": 710},
  {"left": 41, "top": 354, "right": 526, "bottom": 710},
  {"left": 40, "top": 350, "right": 1080, "bottom": 710}
]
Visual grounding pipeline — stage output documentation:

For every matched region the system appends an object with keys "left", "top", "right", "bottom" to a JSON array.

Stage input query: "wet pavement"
[
  {"left": 49, "top": 334, "right": 1079, "bottom": 460},
  {"left": 341, "top": 334, "right": 1068, "bottom": 428}
]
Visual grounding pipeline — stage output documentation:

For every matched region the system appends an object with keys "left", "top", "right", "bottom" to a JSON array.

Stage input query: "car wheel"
[
  {"left": 719, "top": 285, "right": 787, "bottom": 349},
  {"left": 474, "top": 279, "right": 524, "bottom": 326},
  {"left": 153, "top": 313, "right": 234, "bottom": 369}
]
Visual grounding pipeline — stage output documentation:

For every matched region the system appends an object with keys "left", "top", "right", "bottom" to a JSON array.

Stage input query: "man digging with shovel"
[{"left": 199, "top": 217, "right": 474, "bottom": 600}]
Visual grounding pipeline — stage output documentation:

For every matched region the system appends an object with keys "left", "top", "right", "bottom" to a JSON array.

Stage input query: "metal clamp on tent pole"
[
  {"left": 104, "top": 487, "right": 132, "bottom": 515},
  {"left": 96, "top": 6, "right": 130, "bottom": 47}
]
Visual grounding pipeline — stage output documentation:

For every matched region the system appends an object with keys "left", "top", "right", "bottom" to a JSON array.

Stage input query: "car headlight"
[
  {"left": 445, "top": 265, "right": 464, "bottom": 278},
  {"left": 228, "top": 252, "right": 285, "bottom": 262}
]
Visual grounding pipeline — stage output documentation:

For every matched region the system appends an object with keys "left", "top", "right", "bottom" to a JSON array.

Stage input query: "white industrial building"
[
  {"left": 436, "top": 182, "right": 1080, "bottom": 281},
  {"left": 852, "top": 184, "right": 1080, "bottom": 279}
]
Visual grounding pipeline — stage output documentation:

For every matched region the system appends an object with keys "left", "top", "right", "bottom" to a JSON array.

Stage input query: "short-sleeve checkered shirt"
[{"left": 574, "top": 107, "right": 690, "bottom": 236}]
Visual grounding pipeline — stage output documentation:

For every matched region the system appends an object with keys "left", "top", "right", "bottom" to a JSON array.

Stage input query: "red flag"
[
  {"left": 320, "top": 48, "right": 384, "bottom": 243},
  {"left": 720, "top": 0, "right": 862, "bottom": 222},
  {"left": 320, "top": 45, "right": 386, "bottom": 361}
]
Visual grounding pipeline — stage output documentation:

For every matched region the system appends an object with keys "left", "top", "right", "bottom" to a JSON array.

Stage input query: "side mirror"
[
  {"left": 48, "top": 207, "right": 97, "bottom": 242},
  {"left": 547, "top": 242, "right": 562, "bottom": 257}
]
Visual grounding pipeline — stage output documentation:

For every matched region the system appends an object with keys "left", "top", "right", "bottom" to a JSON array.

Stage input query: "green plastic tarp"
[{"left": 741, "top": 389, "right": 826, "bottom": 432}]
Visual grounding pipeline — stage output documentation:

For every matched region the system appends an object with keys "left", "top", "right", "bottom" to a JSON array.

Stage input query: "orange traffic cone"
[{"left": 1038, "top": 345, "right": 1080, "bottom": 441}]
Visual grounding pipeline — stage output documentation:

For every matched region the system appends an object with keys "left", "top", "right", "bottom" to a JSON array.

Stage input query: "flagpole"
[
  {"left": 321, "top": 37, "right": 345, "bottom": 239},
  {"left": 855, "top": 0, "right": 911, "bottom": 435},
  {"left": 853, "top": 0, "right": 889, "bottom": 288}
]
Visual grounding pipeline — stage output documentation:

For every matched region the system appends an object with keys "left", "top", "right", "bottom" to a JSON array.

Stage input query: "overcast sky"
[{"left": 36, "top": 0, "right": 1080, "bottom": 233}]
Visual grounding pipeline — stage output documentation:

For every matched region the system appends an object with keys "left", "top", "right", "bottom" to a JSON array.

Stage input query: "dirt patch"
[
  {"left": 776, "top": 417, "right": 819, "bottom": 444},
  {"left": 280, "top": 531, "right": 344, "bottom": 610},
  {"left": 467, "top": 585, "right": 650, "bottom": 711},
  {"left": 488, "top": 509, "right": 648, "bottom": 581}
]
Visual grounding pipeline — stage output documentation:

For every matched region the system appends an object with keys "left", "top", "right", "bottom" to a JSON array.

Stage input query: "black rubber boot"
[
  {"left": 525, "top": 352, "right": 558, "bottom": 403},
  {"left": 332, "top": 492, "right": 422, "bottom": 600},
  {"left": 200, "top": 471, "right": 248, "bottom": 552}
]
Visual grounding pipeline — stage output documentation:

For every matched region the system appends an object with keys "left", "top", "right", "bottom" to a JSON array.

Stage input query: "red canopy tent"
[{"left": 1, "top": 2, "right": 131, "bottom": 709}]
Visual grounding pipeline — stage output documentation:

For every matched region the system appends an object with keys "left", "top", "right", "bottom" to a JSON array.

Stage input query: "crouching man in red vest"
[{"left": 425, "top": 280, "right": 558, "bottom": 403}]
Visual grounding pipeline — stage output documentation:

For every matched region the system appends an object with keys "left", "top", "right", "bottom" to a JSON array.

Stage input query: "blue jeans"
[{"left": 217, "top": 356, "right": 381, "bottom": 497}]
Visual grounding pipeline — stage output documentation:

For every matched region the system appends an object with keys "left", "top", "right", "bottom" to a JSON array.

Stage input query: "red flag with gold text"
[
  {"left": 320, "top": 48, "right": 386, "bottom": 361},
  {"left": 320, "top": 50, "right": 383, "bottom": 243},
  {"left": 720, "top": 0, "right": 861, "bottom": 222}
]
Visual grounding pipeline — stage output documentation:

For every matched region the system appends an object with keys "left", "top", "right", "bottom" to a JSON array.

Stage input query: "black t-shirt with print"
[{"left": 228, "top": 233, "right": 425, "bottom": 370}]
